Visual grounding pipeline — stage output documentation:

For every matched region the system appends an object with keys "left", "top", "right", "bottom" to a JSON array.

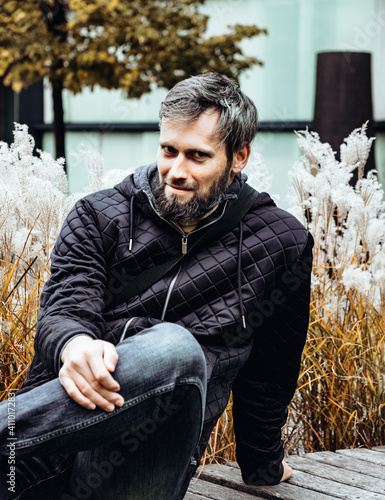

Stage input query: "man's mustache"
[{"left": 161, "top": 176, "right": 199, "bottom": 190}]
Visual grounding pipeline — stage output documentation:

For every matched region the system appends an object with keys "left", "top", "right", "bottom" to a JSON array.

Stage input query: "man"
[{"left": 0, "top": 72, "right": 313, "bottom": 499}]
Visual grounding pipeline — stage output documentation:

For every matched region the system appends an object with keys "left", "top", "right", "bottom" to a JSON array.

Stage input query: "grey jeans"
[{"left": 0, "top": 323, "right": 207, "bottom": 499}]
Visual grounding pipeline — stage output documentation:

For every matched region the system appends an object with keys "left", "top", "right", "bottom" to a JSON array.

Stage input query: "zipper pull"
[{"left": 182, "top": 236, "right": 188, "bottom": 255}]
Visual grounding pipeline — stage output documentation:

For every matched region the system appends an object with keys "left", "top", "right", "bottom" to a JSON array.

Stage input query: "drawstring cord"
[
  {"left": 129, "top": 196, "right": 134, "bottom": 251},
  {"left": 237, "top": 221, "right": 247, "bottom": 329}
]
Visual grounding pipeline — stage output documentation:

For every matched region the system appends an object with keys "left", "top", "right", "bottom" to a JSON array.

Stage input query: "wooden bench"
[{"left": 186, "top": 446, "right": 385, "bottom": 499}]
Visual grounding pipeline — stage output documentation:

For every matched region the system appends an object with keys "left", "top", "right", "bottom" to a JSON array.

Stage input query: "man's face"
[{"left": 155, "top": 110, "right": 232, "bottom": 222}]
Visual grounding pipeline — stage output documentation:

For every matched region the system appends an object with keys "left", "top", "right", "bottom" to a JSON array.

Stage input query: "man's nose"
[{"left": 169, "top": 154, "right": 188, "bottom": 180}]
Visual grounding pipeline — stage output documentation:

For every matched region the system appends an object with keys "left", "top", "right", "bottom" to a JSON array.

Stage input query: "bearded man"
[{"left": 0, "top": 72, "right": 313, "bottom": 499}]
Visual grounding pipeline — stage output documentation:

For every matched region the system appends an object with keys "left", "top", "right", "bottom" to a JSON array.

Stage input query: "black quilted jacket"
[{"left": 20, "top": 163, "right": 313, "bottom": 485}]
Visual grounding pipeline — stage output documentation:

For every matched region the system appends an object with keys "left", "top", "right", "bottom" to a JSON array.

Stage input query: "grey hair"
[{"left": 159, "top": 72, "right": 258, "bottom": 163}]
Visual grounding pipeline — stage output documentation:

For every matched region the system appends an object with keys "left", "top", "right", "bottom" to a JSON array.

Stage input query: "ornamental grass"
[
  {"left": 0, "top": 243, "right": 46, "bottom": 400},
  {"left": 0, "top": 124, "right": 71, "bottom": 400},
  {"left": 1, "top": 124, "right": 384, "bottom": 462},
  {"left": 285, "top": 124, "right": 385, "bottom": 454}
]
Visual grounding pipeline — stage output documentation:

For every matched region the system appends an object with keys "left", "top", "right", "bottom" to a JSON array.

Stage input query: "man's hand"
[
  {"left": 59, "top": 335, "right": 124, "bottom": 412},
  {"left": 280, "top": 460, "right": 292, "bottom": 482}
]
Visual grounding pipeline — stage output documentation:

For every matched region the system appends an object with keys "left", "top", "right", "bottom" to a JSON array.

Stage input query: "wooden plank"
[
  {"left": 305, "top": 451, "right": 385, "bottom": 480},
  {"left": 186, "top": 477, "right": 266, "bottom": 499},
  {"left": 336, "top": 448, "right": 385, "bottom": 466},
  {"left": 197, "top": 463, "right": 336, "bottom": 499},
  {"left": 286, "top": 455, "right": 385, "bottom": 496},
  {"left": 286, "top": 468, "right": 385, "bottom": 500},
  {"left": 185, "top": 492, "right": 207, "bottom": 500}
]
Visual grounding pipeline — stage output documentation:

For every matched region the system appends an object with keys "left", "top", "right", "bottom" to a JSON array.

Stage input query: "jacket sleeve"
[
  {"left": 232, "top": 231, "right": 313, "bottom": 485},
  {"left": 34, "top": 197, "right": 109, "bottom": 375}
]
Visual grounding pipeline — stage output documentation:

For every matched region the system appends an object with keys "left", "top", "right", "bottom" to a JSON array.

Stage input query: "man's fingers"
[
  {"left": 59, "top": 372, "right": 96, "bottom": 410},
  {"left": 78, "top": 379, "right": 123, "bottom": 411},
  {"left": 59, "top": 338, "right": 125, "bottom": 411},
  {"left": 65, "top": 339, "right": 119, "bottom": 391},
  {"left": 103, "top": 341, "right": 119, "bottom": 372},
  {"left": 87, "top": 345, "right": 121, "bottom": 392},
  {"left": 60, "top": 369, "right": 124, "bottom": 411},
  {"left": 87, "top": 377, "right": 124, "bottom": 408}
]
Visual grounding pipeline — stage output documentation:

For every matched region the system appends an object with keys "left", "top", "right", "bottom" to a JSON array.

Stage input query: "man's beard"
[{"left": 153, "top": 163, "right": 232, "bottom": 223}]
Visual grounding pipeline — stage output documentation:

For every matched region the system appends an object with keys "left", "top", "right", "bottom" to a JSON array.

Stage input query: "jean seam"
[
  {"left": 178, "top": 377, "right": 206, "bottom": 434},
  {"left": 4, "top": 378, "right": 204, "bottom": 452},
  {"left": 171, "top": 384, "right": 205, "bottom": 500}
]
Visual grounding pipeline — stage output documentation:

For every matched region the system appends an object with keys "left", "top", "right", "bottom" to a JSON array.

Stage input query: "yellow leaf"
[
  {"left": 3, "top": 74, "right": 12, "bottom": 86},
  {"left": 12, "top": 81, "right": 23, "bottom": 93},
  {"left": 108, "top": 0, "right": 120, "bottom": 11},
  {"left": 14, "top": 10, "right": 26, "bottom": 24}
]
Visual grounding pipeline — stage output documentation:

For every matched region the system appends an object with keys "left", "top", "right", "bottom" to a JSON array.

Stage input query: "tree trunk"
[
  {"left": 40, "top": 1, "right": 67, "bottom": 170},
  {"left": 52, "top": 79, "right": 66, "bottom": 170}
]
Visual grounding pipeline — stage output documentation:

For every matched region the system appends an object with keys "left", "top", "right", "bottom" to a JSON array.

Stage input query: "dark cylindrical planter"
[{"left": 313, "top": 51, "right": 375, "bottom": 181}]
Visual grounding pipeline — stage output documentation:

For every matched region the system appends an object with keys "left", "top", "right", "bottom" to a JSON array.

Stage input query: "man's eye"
[
  {"left": 193, "top": 151, "right": 208, "bottom": 159},
  {"left": 163, "top": 146, "right": 177, "bottom": 154}
]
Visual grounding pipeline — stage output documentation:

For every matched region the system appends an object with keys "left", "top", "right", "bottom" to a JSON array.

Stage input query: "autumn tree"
[{"left": 0, "top": 0, "right": 266, "bottom": 165}]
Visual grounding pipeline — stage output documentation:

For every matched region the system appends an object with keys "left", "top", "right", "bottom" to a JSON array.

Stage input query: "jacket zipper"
[
  {"left": 145, "top": 193, "right": 229, "bottom": 255},
  {"left": 181, "top": 236, "right": 188, "bottom": 255},
  {"left": 161, "top": 264, "right": 182, "bottom": 320},
  {"left": 119, "top": 317, "right": 138, "bottom": 342}
]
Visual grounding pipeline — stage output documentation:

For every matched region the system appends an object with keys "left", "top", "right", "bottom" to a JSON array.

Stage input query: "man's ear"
[{"left": 232, "top": 143, "right": 251, "bottom": 174}]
